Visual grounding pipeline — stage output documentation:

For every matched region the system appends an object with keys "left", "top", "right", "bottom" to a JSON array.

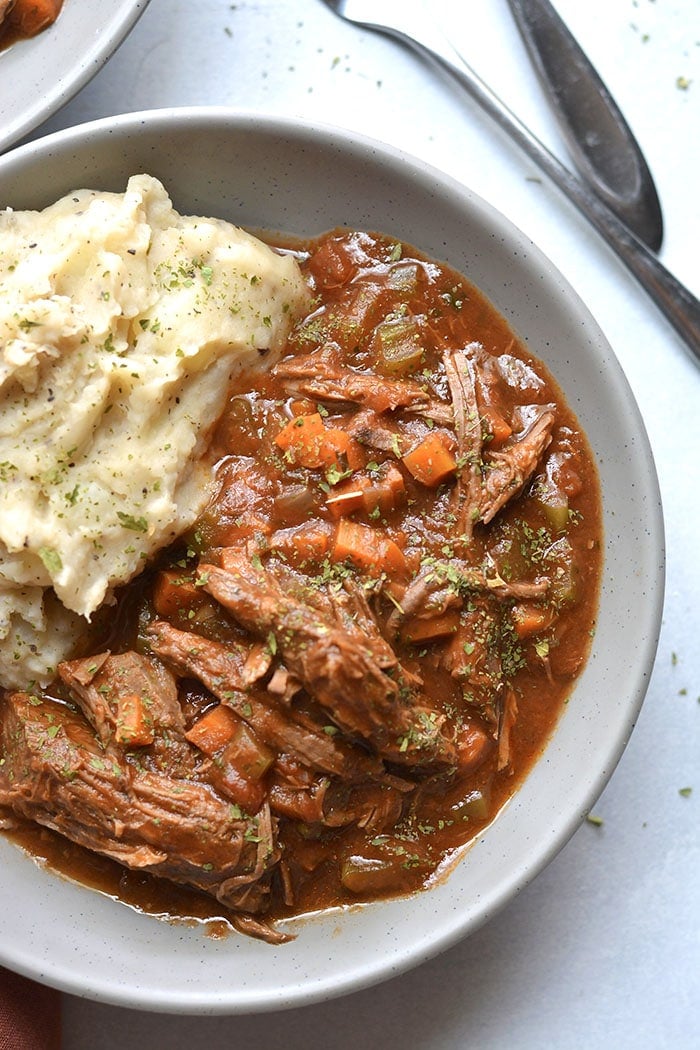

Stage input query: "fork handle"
[{"left": 373, "top": 10, "right": 700, "bottom": 364}]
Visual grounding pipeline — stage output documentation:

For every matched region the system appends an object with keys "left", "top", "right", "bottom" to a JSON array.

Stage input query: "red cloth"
[{"left": 0, "top": 969, "right": 61, "bottom": 1050}]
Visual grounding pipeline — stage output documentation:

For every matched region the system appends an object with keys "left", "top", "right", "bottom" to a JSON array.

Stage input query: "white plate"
[
  {"left": 0, "top": 108, "right": 665, "bottom": 1013},
  {"left": 0, "top": 0, "right": 150, "bottom": 153}
]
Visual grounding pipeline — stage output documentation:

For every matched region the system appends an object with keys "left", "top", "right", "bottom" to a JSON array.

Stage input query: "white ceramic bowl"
[
  {"left": 0, "top": 0, "right": 150, "bottom": 153},
  {"left": 0, "top": 108, "right": 664, "bottom": 1014}
]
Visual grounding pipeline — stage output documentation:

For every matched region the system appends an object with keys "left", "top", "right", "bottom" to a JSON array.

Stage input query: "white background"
[{"left": 14, "top": 0, "right": 700, "bottom": 1045}]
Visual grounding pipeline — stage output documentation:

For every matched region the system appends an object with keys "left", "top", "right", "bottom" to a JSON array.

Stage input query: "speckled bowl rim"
[
  {"left": 0, "top": 108, "right": 665, "bottom": 1014},
  {"left": 0, "top": 0, "right": 151, "bottom": 154}
]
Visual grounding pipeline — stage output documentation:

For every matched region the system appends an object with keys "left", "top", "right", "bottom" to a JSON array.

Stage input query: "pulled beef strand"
[
  {"left": 145, "top": 620, "right": 384, "bottom": 782},
  {"left": 201, "top": 556, "right": 458, "bottom": 769}
]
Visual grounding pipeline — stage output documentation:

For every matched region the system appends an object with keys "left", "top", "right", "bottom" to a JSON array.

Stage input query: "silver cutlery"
[
  {"left": 320, "top": 0, "right": 700, "bottom": 364},
  {"left": 506, "top": 0, "right": 663, "bottom": 251}
]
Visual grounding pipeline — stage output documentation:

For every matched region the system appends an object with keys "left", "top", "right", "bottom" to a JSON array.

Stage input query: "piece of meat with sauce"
[
  {"left": 479, "top": 407, "right": 556, "bottom": 524},
  {"left": 201, "top": 553, "right": 458, "bottom": 768},
  {"left": 209, "top": 454, "right": 275, "bottom": 541},
  {"left": 0, "top": 690, "right": 286, "bottom": 941},
  {"left": 144, "top": 620, "right": 385, "bottom": 782},
  {"left": 387, "top": 559, "right": 548, "bottom": 638},
  {"left": 274, "top": 345, "right": 450, "bottom": 418},
  {"left": 0, "top": 0, "right": 16, "bottom": 27},
  {"left": 268, "top": 769, "right": 406, "bottom": 832},
  {"left": 251, "top": 557, "right": 398, "bottom": 674},
  {"left": 1, "top": 0, "right": 63, "bottom": 37},
  {"left": 345, "top": 407, "right": 411, "bottom": 455},
  {"left": 443, "top": 348, "right": 556, "bottom": 530},
  {"left": 58, "top": 651, "right": 193, "bottom": 776}
]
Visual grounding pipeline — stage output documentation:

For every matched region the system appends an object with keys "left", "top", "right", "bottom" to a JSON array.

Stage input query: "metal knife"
[{"left": 506, "top": 0, "right": 663, "bottom": 250}]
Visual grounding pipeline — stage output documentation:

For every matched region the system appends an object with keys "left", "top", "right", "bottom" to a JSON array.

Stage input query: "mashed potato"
[{"left": 0, "top": 174, "right": 310, "bottom": 688}]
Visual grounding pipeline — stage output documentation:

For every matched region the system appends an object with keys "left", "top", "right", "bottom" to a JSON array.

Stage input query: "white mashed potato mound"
[{"left": 0, "top": 174, "right": 310, "bottom": 689}]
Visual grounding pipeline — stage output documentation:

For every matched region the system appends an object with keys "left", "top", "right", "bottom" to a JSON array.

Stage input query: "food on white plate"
[{"left": 0, "top": 198, "right": 601, "bottom": 944}]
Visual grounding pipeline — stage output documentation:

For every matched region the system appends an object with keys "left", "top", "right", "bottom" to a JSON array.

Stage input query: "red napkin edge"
[{"left": 0, "top": 967, "right": 61, "bottom": 1050}]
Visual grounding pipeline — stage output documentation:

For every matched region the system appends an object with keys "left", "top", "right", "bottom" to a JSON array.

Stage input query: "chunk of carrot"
[
  {"left": 454, "top": 721, "right": 493, "bottom": 774},
  {"left": 115, "top": 693, "right": 154, "bottom": 748},
  {"left": 402, "top": 432, "right": 458, "bottom": 487},
  {"left": 222, "top": 723, "right": 275, "bottom": 781},
  {"left": 332, "top": 519, "right": 407, "bottom": 576},
  {"left": 269, "top": 520, "right": 334, "bottom": 563},
  {"left": 185, "top": 703, "right": 240, "bottom": 756},
  {"left": 153, "top": 569, "right": 207, "bottom": 621},
  {"left": 401, "top": 610, "right": 461, "bottom": 644},
  {"left": 325, "top": 484, "right": 366, "bottom": 518},
  {"left": 215, "top": 763, "right": 267, "bottom": 814},
  {"left": 326, "top": 465, "right": 406, "bottom": 518},
  {"left": 318, "top": 427, "right": 365, "bottom": 472},
  {"left": 275, "top": 412, "right": 326, "bottom": 465},
  {"left": 378, "top": 536, "right": 408, "bottom": 576},
  {"left": 482, "top": 407, "right": 513, "bottom": 448},
  {"left": 511, "top": 603, "right": 554, "bottom": 639},
  {"left": 289, "top": 398, "right": 317, "bottom": 417},
  {"left": 332, "top": 520, "right": 372, "bottom": 569},
  {"left": 275, "top": 413, "right": 362, "bottom": 472}
]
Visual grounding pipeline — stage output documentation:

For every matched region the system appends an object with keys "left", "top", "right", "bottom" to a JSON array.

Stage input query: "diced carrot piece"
[
  {"left": 186, "top": 706, "right": 275, "bottom": 783},
  {"left": 402, "top": 432, "right": 458, "bottom": 487},
  {"left": 318, "top": 427, "right": 350, "bottom": 463},
  {"left": 325, "top": 485, "right": 366, "bottom": 518},
  {"left": 289, "top": 398, "right": 317, "bottom": 417},
  {"left": 269, "top": 521, "right": 333, "bottom": 563},
  {"left": 380, "top": 536, "right": 409, "bottom": 576},
  {"left": 401, "top": 610, "right": 461, "bottom": 644},
  {"left": 365, "top": 464, "right": 406, "bottom": 513},
  {"left": 512, "top": 603, "right": 555, "bottom": 639},
  {"left": 455, "top": 721, "right": 494, "bottom": 774},
  {"left": 115, "top": 693, "right": 154, "bottom": 748},
  {"left": 189, "top": 712, "right": 273, "bottom": 811},
  {"left": 482, "top": 407, "right": 513, "bottom": 448},
  {"left": 332, "top": 520, "right": 373, "bottom": 569},
  {"left": 185, "top": 704, "right": 240, "bottom": 756},
  {"left": 153, "top": 569, "right": 209, "bottom": 620},
  {"left": 326, "top": 465, "right": 406, "bottom": 518},
  {"left": 344, "top": 438, "right": 366, "bottom": 472},
  {"left": 7, "top": 0, "right": 62, "bottom": 35},
  {"left": 275, "top": 412, "right": 327, "bottom": 466},
  {"left": 332, "top": 519, "right": 407, "bottom": 576},
  {"left": 275, "top": 413, "right": 361, "bottom": 472}
]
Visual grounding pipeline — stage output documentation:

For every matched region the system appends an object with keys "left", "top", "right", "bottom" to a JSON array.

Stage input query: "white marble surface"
[{"left": 16, "top": 0, "right": 700, "bottom": 1044}]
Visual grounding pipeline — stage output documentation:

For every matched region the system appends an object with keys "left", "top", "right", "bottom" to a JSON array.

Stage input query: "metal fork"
[{"left": 320, "top": 0, "right": 700, "bottom": 364}]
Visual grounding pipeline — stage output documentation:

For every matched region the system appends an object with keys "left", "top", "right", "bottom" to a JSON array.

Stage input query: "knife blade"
[{"left": 506, "top": 0, "right": 664, "bottom": 250}]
